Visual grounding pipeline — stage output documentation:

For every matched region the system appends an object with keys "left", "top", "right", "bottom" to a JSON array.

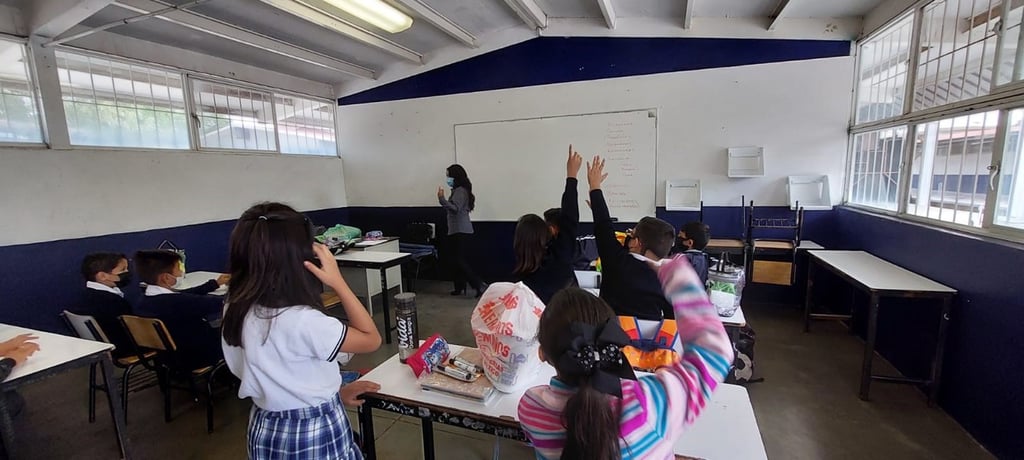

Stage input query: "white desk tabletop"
[
  {"left": 334, "top": 251, "right": 410, "bottom": 264},
  {"left": 721, "top": 305, "right": 746, "bottom": 327},
  {"left": 359, "top": 346, "right": 765, "bottom": 458},
  {"left": 796, "top": 240, "right": 824, "bottom": 250},
  {"left": 808, "top": 250, "right": 956, "bottom": 294},
  {"left": 179, "top": 271, "right": 228, "bottom": 296},
  {"left": 0, "top": 324, "right": 112, "bottom": 384}
]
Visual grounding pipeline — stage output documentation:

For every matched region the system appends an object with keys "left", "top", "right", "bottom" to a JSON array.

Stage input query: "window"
[
  {"left": 856, "top": 14, "right": 914, "bottom": 123},
  {"left": 995, "top": 108, "right": 1024, "bottom": 229},
  {"left": 56, "top": 50, "right": 189, "bottom": 149},
  {"left": 0, "top": 39, "right": 42, "bottom": 143},
  {"left": 995, "top": 1, "right": 1024, "bottom": 86},
  {"left": 913, "top": 0, "right": 1000, "bottom": 111},
  {"left": 850, "top": 127, "right": 908, "bottom": 211},
  {"left": 274, "top": 93, "right": 337, "bottom": 156},
  {"left": 907, "top": 110, "right": 998, "bottom": 227},
  {"left": 191, "top": 79, "right": 276, "bottom": 152}
]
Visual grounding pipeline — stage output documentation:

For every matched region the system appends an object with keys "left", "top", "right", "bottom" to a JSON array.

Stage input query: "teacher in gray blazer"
[{"left": 437, "top": 164, "right": 486, "bottom": 297}]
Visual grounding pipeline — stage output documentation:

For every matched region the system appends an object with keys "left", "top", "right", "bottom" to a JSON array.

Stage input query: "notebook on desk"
[{"left": 419, "top": 348, "right": 496, "bottom": 404}]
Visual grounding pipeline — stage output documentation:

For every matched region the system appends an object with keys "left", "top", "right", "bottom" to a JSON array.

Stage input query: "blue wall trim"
[{"left": 338, "top": 37, "right": 851, "bottom": 106}]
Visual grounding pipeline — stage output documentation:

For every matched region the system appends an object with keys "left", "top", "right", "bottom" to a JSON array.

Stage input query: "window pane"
[
  {"left": 274, "top": 93, "right": 337, "bottom": 156},
  {"left": 192, "top": 79, "right": 276, "bottom": 151},
  {"left": 913, "top": 0, "right": 1000, "bottom": 110},
  {"left": 0, "top": 39, "right": 42, "bottom": 143},
  {"left": 56, "top": 50, "right": 188, "bottom": 149},
  {"left": 850, "top": 127, "right": 907, "bottom": 210},
  {"left": 995, "top": 108, "right": 1024, "bottom": 229},
  {"left": 907, "top": 111, "right": 998, "bottom": 227},
  {"left": 856, "top": 14, "right": 914, "bottom": 124},
  {"left": 996, "top": 0, "right": 1024, "bottom": 85}
]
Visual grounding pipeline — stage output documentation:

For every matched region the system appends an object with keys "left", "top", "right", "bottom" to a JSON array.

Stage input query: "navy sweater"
[
  {"left": 73, "top": 288, "right": 134, "bottom": 358},
  {"left": 136, "top": 281, "right": 223, "bottom": 369}
]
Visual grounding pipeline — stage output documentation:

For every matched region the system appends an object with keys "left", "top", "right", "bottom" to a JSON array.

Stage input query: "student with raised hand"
[
  {"left": 517, "top": 257, "right": 733, "bottom": 459},
  {"left": 513, "top": 145, "right": 583, "bottom": 304},
  {"left": 587, "top": 157, "right": 677, "bottom": 320},
  {"left": 220, "top": 202, "right": 381, "bottom": 460}
]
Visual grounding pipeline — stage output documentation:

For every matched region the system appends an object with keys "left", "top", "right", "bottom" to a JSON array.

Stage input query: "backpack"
[
  {"left": 618, "top": 317, "right": 682, "bottom": 372},
  {"left": 726, "top": 325, "right": 762, "bottom": 384}
]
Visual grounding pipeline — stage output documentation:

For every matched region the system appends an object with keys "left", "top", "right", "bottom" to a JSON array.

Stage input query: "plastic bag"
[
  {"left": 316, "top": 224, "right": 362, "bottom": 247},
  {"left": 708, "top": 264, "right": 745, "bottom": 317},
  {"left": 471, "top": 282, "right": 546, "bottom": 393}
]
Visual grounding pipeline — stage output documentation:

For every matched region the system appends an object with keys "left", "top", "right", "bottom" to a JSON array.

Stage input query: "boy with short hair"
[
  {"left": 673, "top": 222, "right": 711, "bottom": 285},
  {"left": 75, "top": 253, "right": 135, "bottom": 356},
  {"left": 134, "top": 250, "right": 228, "bottom": 369}
]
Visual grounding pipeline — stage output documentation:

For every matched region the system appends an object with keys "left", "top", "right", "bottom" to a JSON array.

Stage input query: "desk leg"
[
  {"left": 421, "top": 416, "right": 435, "bottom": 460},
  {"left": 803, "top": 260, "right": 816, "bottom": 333},
  {"left": 380, "top": 268, "right": 392, "bottom": 345},
  {"left": 99, "top": 353, "right": 132, "bottom": 459},
  {"left": 859, "top": 293, "right": 881, "bottom": 401},
  {"left": 0, "top": 386, "right": 16, "bottom": 459},
  {"left": 929, "top": 297, "right": 953, "bottom": 406},
  {"left": 358, "top": 403, "right": 376, "bottom": 460}
]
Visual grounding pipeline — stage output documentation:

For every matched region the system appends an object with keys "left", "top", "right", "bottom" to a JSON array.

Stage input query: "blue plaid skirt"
[{"left": 248, "top": 394, "right": 363, "bottom": 460}]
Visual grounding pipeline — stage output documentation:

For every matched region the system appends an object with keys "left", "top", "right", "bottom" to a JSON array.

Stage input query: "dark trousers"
[{"left": 448, "top": 232, "right": 483, "bottom": 292}]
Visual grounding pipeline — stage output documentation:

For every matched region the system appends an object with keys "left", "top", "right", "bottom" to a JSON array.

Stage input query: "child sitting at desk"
[
  {"left": 220, "top": 202, "right": 382, "bottom": 460},
  {"left": 513, "top": 145, "right": 583, "bottom": 304},
  {"left": 74, "top": 252, "right": 135, "bottom": 357},
  {"left": 672, "top": 222, "right": 711, "bottom": 286},
  {"left": 134, "top": 250, "right": 227, "bottom": 370},
  {"left": 587, "top": 157, "right": 676, "bottom": 320},
  {"left": 518, "top": 256, "right": 733, "bottom": 459}
]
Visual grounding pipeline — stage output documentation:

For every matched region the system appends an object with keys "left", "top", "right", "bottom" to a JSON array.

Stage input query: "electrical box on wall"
[{"left": 727, "top": 146, "right": 765, "bottom": 178}]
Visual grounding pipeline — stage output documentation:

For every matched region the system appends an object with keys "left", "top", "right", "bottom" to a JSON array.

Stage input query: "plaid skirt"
[{"left": 248, "top": 394, "right": 363, "bottom": 460}]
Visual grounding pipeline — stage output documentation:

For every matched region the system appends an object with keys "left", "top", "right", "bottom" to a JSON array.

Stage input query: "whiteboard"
[{"left": 454, "top": 110, "right": 657, "bottom": 222}]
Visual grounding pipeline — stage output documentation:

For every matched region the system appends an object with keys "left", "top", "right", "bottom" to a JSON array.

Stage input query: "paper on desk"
[{"left": 355, "top": 239, "right": 388, "bottom": 247}]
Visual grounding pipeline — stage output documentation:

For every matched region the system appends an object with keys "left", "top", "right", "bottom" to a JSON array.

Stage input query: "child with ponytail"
[{"left": 517, "top": 255, "right": 733, "bottom": 459}]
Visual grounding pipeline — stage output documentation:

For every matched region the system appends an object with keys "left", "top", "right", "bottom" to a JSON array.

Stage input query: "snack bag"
[
  {"left": 407, "top": 334, "right": 450, "bottom": 378},
  {"left": 470, "top": 283, "right": 545, "bottom": 393}
]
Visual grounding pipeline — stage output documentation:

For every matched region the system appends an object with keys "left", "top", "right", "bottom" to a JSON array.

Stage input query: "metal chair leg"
[
  {"left": 88, "top": 362, "right": 97, "bottom": 423},
  {"left": 121, "top": 363, "right": 138, "bottom": 424}
]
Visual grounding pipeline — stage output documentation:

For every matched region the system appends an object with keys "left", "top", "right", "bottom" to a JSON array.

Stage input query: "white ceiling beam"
[
  {"left": 259, "top": 0, "right": 422, "bottom": 64},
  {"left": 503, "top": 0, "right": 548, "bottom": 30},
  {"left": 392, "top": 0, "right": 476, "bottom": 47},
  {"left": 112, "top": 0, "right": 376, "bottom": 79},
  {"left": 28, "top": 0, "right": 115, "bottom": 38},
  {"left": 768, "top": 0, "right": 794, "bottom": 31},
  {"left": 596, "top": 0, "right": 616, "bottom": 29},
  {"left": 682, "top": 0, "right": 694, "bottom": 30}
]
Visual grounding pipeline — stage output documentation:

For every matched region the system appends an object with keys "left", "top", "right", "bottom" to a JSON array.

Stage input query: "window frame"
[{"left": 0, "top": 36, "right": 45, "bottom": 147}]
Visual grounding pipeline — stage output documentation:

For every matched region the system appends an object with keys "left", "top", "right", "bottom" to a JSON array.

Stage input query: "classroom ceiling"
[{"left": 15, "top": 0, "right": 890, "bottom": 97}]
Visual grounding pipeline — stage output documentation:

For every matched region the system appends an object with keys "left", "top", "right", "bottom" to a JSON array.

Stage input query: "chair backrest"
[
  {"left": 61, "top": 310, "right": 110, "bottom": 343},
  {"left": 120, "top": 315, "right": 177, "bottom": 352}
]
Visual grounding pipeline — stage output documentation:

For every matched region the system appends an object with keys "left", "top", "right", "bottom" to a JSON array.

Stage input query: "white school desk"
[
  {"left": 334, "top": 250, "right": 412, "bottom": 345},
  {"left": 178, "top": 271, "right": 228, "bottom": 296},
  {"left": 339, "top": 238, "right": 404, "bottom": 316},
  {"left": 356, "top": 345, "right": 766, "bottom": 460},
  {"left": 0, "top": 324, "right": 132, "bottom": 459},
  {"left": 804, "top": 250, "right": 956, "bottom": 404}
]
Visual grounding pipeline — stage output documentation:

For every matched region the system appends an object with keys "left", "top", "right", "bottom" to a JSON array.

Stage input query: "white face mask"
[{"left": 174, "top": 275, "right": 186, "bottom": 288}]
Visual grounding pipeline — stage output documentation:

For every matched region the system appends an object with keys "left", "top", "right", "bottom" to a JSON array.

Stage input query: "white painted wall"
[
  {"left": 0, "top": 148, "right": 347, "bottom": 246},
  {"left": 337, "top": 56, "right": 854, "bottom": 213}
]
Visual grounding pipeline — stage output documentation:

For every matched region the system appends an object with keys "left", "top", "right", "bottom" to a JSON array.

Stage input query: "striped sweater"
[{"left": 517, "top": 256, "right": 734, "bottom": 459}]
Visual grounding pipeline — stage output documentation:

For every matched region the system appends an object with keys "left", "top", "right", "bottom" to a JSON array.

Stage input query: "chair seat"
[
  {"left": 117, "top": 351, "right": 158, "bottom": 367},
  {"left": 321, "top": 290, "right": 342, "bottom": 309},
  {"left": 708, "top": 238, "right": 745, "bottom": 249},
  {"left": 754, "top": 240, "right": 795, "bottom": 250},
  {"left": 192, "top": 360, "right": 225, "bottom": 375}
]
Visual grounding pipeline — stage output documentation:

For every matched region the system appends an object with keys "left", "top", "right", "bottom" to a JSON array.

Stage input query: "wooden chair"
[
  {"left": 61, "top": 311, "right": 158, "bottom": 424},
  {"left": 119, "top": 315, "right": 227, "bottom": 433}
]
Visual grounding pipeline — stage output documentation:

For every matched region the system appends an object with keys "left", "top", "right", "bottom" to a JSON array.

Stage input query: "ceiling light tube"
[{"left": 323, "top": 0, "right": 413, "bottom": 33}]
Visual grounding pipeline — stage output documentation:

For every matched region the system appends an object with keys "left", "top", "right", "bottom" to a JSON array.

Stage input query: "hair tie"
[
  {"left": 557, "top": 319, "right": 637, "bottom": 398},
  {"left": 258, "top": 216, "right": 268, "bottom": 221}
]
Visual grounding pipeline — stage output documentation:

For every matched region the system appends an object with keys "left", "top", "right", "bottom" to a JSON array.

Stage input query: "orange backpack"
[{"left": 618, "top": 317, "right": 681, "bottom": 372}]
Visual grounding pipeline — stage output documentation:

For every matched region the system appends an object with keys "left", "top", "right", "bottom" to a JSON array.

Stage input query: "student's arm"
[
  {"left": 0, "top": 339, "right": 40, "bottom": 381},
  {"left": 178, "top": 280, "right": 218, "bottom": 295},
  {"left": 556, "top": 146, "right": 582, "bottom": 247},
  {"left": 650, "top": 256, "right": 733, "bottom": 428},
  {"left": 438, "top": 187, "right": 466, "bottom": 214},
  {"left": 587, "top": 156, "right": 628, "bottom": 264},
  {"left": 305, "top": 243, "right": 381, "bottom": 354}
]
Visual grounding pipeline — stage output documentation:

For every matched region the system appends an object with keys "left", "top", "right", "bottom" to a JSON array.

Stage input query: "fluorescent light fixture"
[{"left": 324, "top": 0, "right": 413, "bottom": 33}]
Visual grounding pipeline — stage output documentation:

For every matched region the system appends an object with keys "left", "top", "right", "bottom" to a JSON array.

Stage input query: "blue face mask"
[{"left": 446, "top": 177, "right": 455, "bottom": 188}]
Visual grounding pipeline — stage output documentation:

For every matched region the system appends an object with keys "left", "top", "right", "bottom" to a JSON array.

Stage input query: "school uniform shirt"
[
  {"left": 136, "top": 285, "right": 224, "bottom": 369},
  {"left": 589, "top": 189, "right": 674, "bottom": 320},
  {"left": 74, "top": 282, "right": 134, "bottom": 357},
  {"left": 439, "top": 186, "right": 474, "bottom": 235},
  {"left": 222, "top": 306, "right": 348, "bottom": 412},
  {"left": 517, "top": 257, "right": 734, "bottom": 459},
  {"left": 518, "top": 178, "right": 580, "bottom": 304}
]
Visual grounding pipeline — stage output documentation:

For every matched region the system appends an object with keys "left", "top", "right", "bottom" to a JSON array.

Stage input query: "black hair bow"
[{"left": 557, "top": 319, "right": 637, "bottom": 398}]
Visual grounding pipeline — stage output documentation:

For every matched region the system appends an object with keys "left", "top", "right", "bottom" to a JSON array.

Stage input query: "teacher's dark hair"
[
  {"left": 446, "top": 164, "right": 476, "bottom": 212},
  {"left": 222, "top": 202, "right": 324, "bottom": 347}
]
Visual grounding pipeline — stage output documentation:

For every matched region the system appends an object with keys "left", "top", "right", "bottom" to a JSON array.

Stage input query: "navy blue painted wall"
[
  {"left": 339, "top": 37, "right": 850, "bottom": 105},
  {"left": 833, "top": 207, "right": 1023, "bottom": 459},
  {"left": 0, "top": 208, "right": 348, "bottom": 334}
]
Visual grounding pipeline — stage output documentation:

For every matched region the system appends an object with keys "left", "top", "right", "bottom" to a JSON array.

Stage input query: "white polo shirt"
[
  {"left": 221, "top": 305, "right": 348, "bottom": 412},
  {"left": 86, "top": 281, "right": 124, "bottom": 297}
]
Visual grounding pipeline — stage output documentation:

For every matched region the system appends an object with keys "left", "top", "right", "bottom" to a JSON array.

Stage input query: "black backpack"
[{"left": 726, "top": 325, "right": 763, "bottom": 385}]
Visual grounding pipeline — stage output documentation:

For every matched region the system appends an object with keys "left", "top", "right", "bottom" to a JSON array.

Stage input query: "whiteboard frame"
[{"left": 452, "top": 108, "right": 659, "bottom": 222}]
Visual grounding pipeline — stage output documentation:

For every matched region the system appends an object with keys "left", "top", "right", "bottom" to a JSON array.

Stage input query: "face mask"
[
  {"left": 114, "top": 271, "right": 132, "bottom": 288},
  {"left": 676, "top": 237, "right": 691, "bottom": 250},
  {"left": 174, "top": 275, "right": 186, "bottom": 288},
  {"left": 446, "top": 177, "right": 455, "bottom": 188}
]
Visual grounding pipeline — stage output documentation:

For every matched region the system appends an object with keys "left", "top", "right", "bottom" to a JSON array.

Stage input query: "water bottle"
[{"left": 395, "top": 293, "right": 419, "bottom": 363}]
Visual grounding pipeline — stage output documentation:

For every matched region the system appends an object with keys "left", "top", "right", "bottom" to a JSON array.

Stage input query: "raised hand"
[
  {"left": 587, "top": 155, "right": 608, "bottom": 191},
  {"left": 567, "top": 144, "right": 583, "bottom": 178}
]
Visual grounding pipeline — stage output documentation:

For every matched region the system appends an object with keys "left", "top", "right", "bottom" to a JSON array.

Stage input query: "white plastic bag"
[{"left": 471, "top": 282, "right": 546, "bottom": 393}]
